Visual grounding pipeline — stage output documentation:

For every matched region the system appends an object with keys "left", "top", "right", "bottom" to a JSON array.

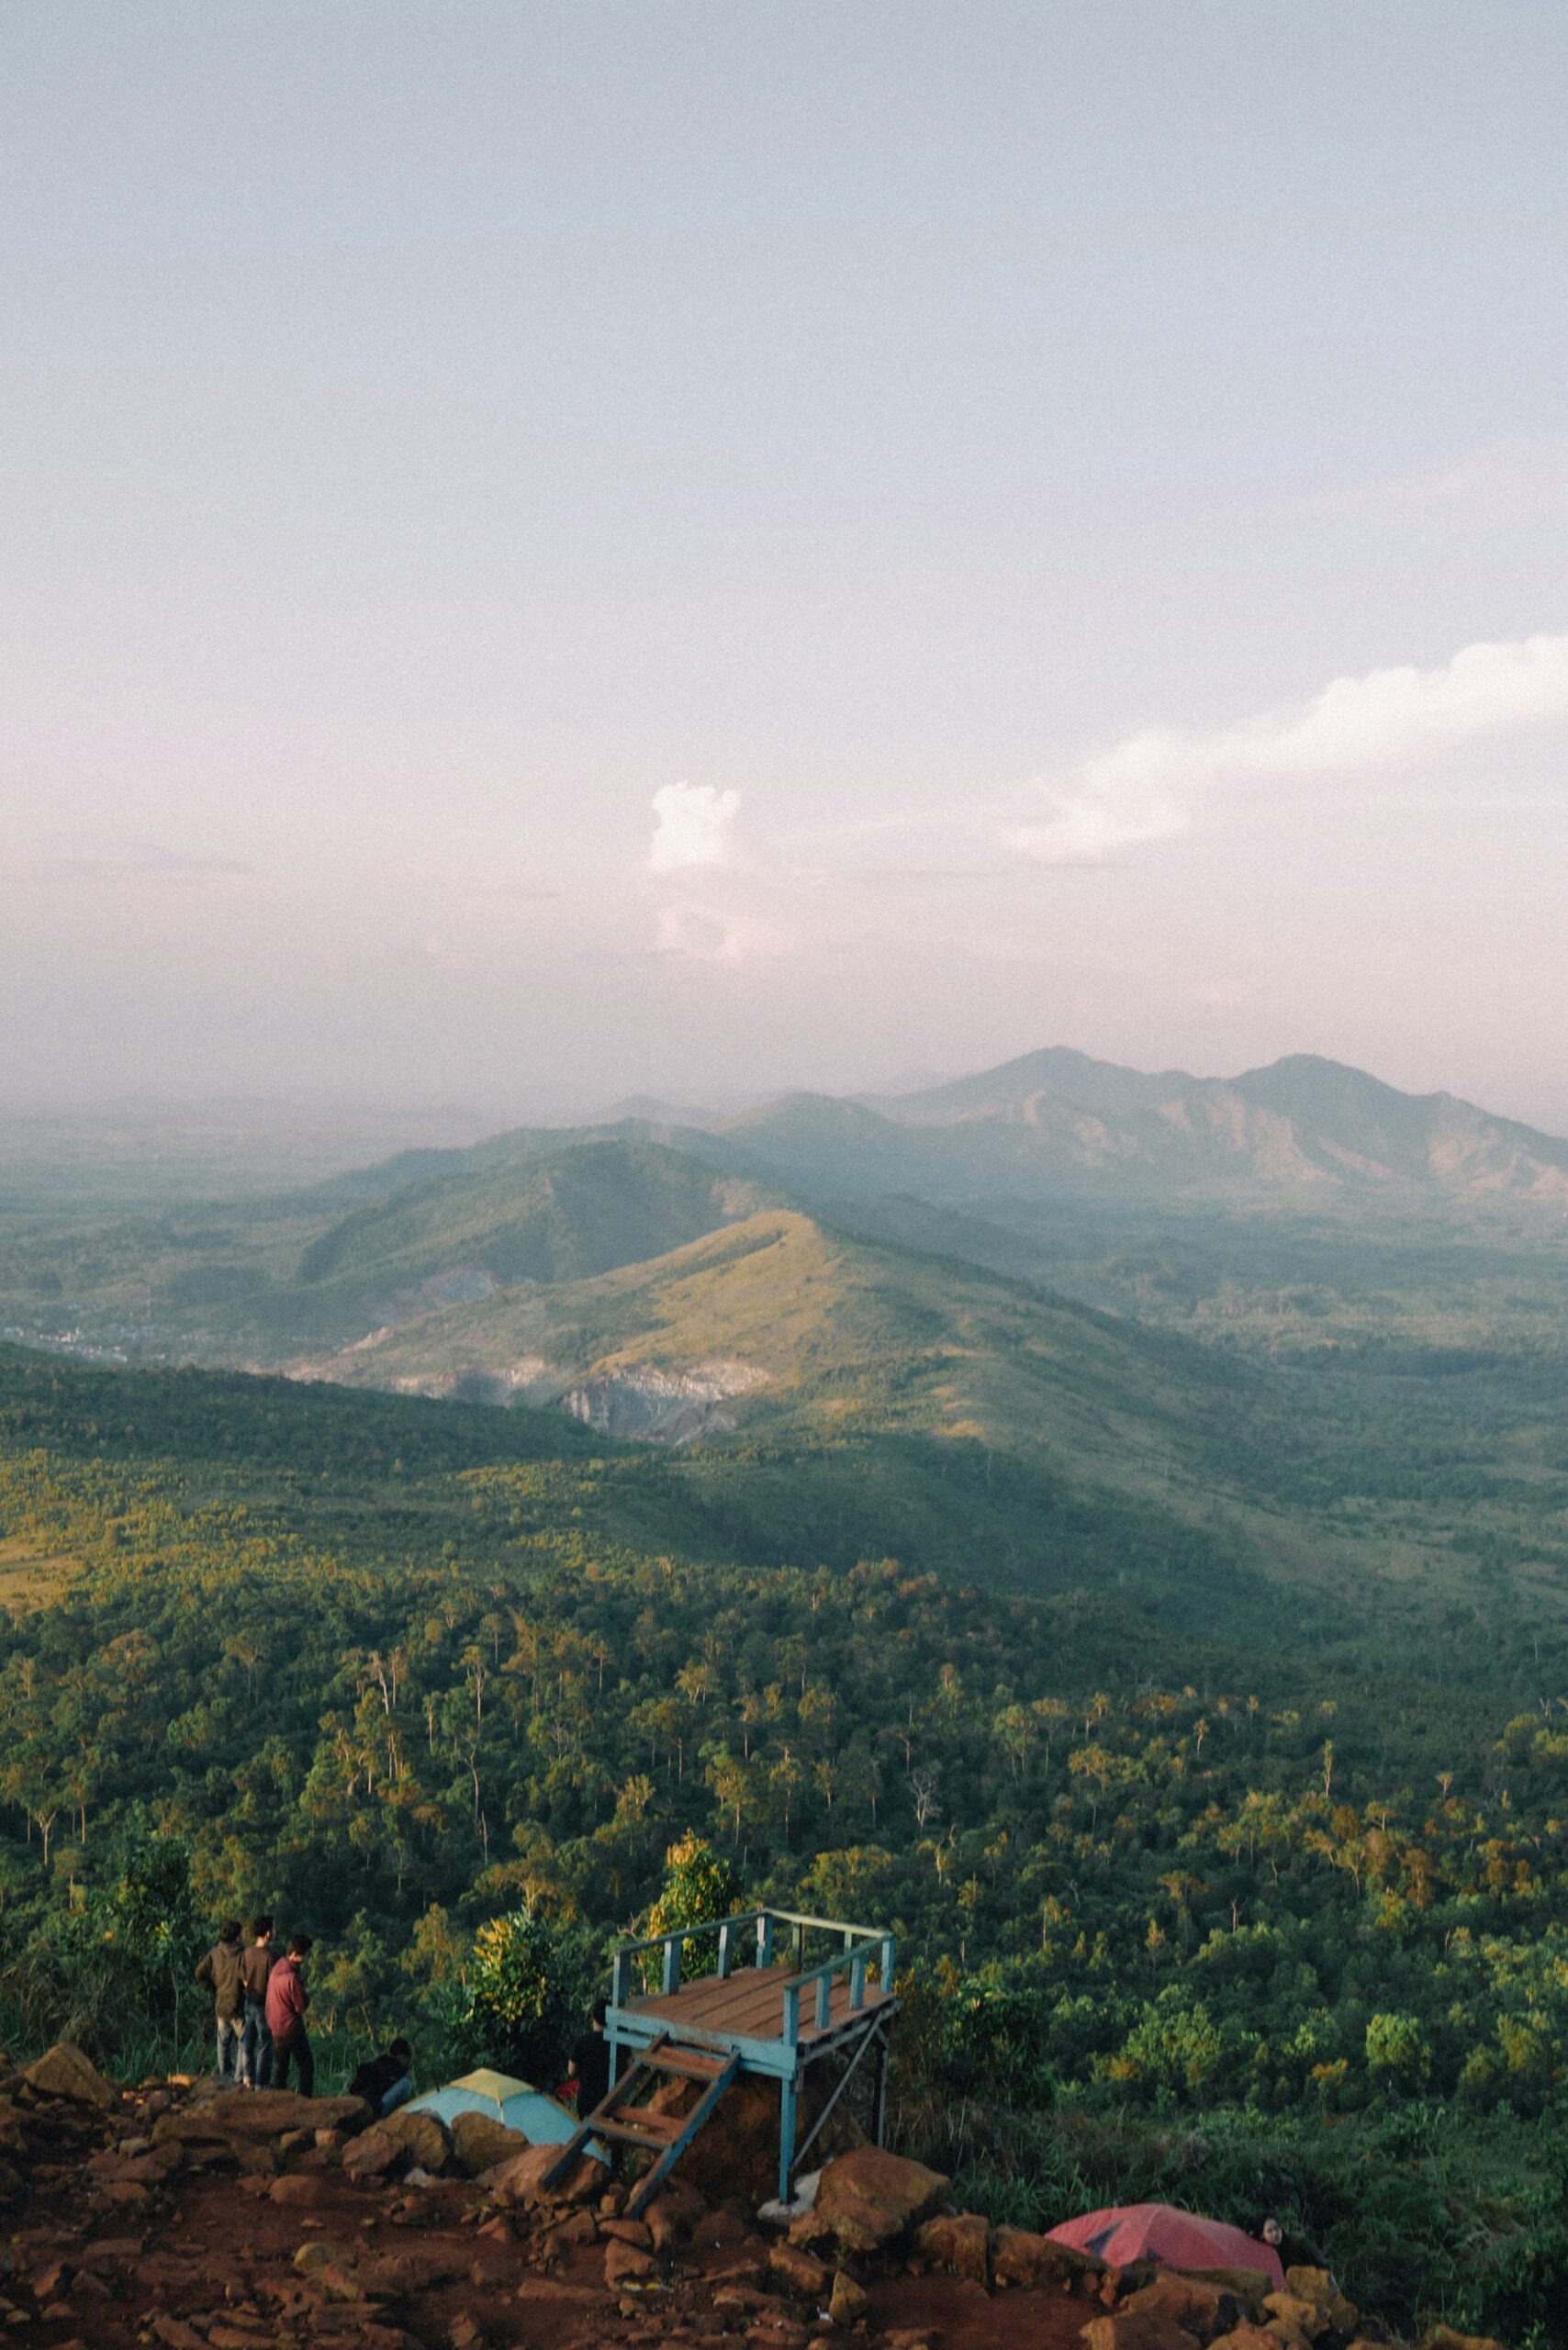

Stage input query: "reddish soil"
[{"left": 1, "top": 2070, "right": 1103, "bottom": 2350}]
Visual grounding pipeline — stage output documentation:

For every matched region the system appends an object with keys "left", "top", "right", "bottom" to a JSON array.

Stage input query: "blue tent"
[{"left": 407, "top": 2066, "right": 585, "bottom": 2148}]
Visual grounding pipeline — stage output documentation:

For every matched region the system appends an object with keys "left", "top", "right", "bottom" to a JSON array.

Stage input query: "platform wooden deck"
[{"left": 628, "top": 1965, "right": 897, "bottom": 2052}]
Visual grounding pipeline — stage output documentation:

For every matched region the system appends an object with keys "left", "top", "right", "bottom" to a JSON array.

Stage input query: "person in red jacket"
[{"left": 264, "top": 1930, "right": 315, "bottom": 2097}]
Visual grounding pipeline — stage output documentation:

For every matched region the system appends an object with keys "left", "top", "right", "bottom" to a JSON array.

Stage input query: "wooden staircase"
[{"left": 539, "top": 2032, "right": 741, "bottom": 2216}]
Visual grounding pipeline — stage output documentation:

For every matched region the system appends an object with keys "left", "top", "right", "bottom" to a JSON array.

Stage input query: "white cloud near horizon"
[
  {"left": 1009, "top": 630, "right": 1568, "bottom": 867},
  {"left": 649, "top": 780, "right": 741, "bottom": 872}
]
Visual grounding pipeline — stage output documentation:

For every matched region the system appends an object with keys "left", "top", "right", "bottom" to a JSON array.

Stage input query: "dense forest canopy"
[{"left": 4, "top": 1336, "right": 1568, "bottom": 2339}]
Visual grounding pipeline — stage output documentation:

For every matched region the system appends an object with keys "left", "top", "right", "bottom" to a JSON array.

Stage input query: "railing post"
[
  {"left": 611, "top": 1950, "right": 629, "bottom": 2010},
  {"left": 879, "top": 1932, "right": 896, "bottom": 1990},
  {"left": 718, "top": 1920, "right": 733, "bottom": 1979},
  {"left": 778, "top": 2072, "right": 797, "bottom": 2207},
  {"left": 815, "top": 1971, "right": 832, "bottom": 2031},
  {"left": 849, "top": 1952, "right": 867, "bottom": 2010},
  {"left": 662, "top": 1933, "right": 681, "bottom": 1996},
  {"left": 783, "top": 1983, "right": 800, "bottom": 2047},
  {"left": 756, "top": 1912, "right": 773, "bottom": 1968}
]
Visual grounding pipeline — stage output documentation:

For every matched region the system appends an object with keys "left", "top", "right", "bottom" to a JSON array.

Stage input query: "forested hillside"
[{"left": 2, "top": 1344, "right": 1568, "bottom": 2336}]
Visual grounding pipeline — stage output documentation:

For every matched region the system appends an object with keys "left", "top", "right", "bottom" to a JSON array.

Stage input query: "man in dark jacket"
[
  {"left": 264, "top": 1931, "right": 314, "bottom": 2097},
  {"left": 195, "top": 1920, "right": 245, "bottom": 2084},
  {"left": 351, "top": 2038, "right": 415, "bottom": 2119},
  {"left": 566, "top": 1996, "right": 611, "bottom": 2117},
  {"left": 239, "top": 1916, "right": 276, "bottom": 2088}
]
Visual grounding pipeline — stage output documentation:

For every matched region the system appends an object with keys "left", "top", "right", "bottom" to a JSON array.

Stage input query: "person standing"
[
  {"left": 195, "top": 1920, "right": 245, "bottom": 2085},
  {"left": 265, "top": 1930, "right": 315, "bottom": 2098},
  {"left": 239, "top": 1916, "right": 276, "bottom": 2089}
]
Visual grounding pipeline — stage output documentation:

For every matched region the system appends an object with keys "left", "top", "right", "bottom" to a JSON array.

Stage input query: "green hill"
[{"left": 295, "top": 1137, "right": 773, "bottom": 1297}]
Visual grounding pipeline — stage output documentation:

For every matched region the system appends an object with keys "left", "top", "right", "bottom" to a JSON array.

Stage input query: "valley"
[{"left": 6, "top": 1046, "right": 1568, "bottom": 2337}]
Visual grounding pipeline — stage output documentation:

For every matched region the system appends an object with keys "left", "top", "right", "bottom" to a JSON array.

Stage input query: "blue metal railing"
[{"left": 609, "top": 1906, "right": 895, "bottom": 2036}]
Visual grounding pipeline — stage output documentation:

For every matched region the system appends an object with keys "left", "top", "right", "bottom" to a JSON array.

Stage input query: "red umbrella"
[{"left": 1047, "top": 2201, "right": 1284, "bottom": 2289}]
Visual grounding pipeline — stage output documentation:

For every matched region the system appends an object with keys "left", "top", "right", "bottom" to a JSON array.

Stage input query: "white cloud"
[
  {"left": 649, "top": 780, "right": 741, "bottom": 873},
  {"left": 653, "top": 901, "right": 788, "bottom": 963},
  {"left": 1008, "top": 630, "right": 1568, "bottom": 867}
]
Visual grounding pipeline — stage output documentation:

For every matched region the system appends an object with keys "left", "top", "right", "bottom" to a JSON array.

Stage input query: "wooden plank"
[{"left": 627, "top": 1975, "right": 896, "bottom": 2052}]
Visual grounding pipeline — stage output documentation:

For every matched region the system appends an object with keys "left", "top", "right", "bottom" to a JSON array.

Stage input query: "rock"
[
  {"left": 1103, "top": 2266, "right": 1160, "bottom": 2307},
  {"left": 487, "top": 2143, "right": 600, "bottom": 2209},
  {"left": 812, "top": 2148, "right": 950, "bottom": 2253},
  {"left": 993, "top": 2228, "right": 1104, "bottom": 2290},
  {"left": 1210, "top": 2329, "right": 1285, "bottom": 2350},
  {"left": 185, "top": 2089, "right": 369, "bottom": 2139},
  {"left": 1186, "top": 2272, "right": 1275, "bottom": 2313},
  {"left": 271, "top": 2173, "right": 331, "bottom": 2208},
  {"left": 342, "top": 2128, "right": 404, "bottom": 2181},
  {"left": 30, "top": 2260, "right": 73, "bottom": 2301},
  {"left": 915, "top": 2212, "right": 991, "bottom": 2284},
  {"left": 374, "top": 2109, "right": 451, "bottom": 2176},
  {"left": 357, "top": 2246, "right": 465, "bottom": 2299},
  {"left": 645, "top": 2177, "right": 705, "bottom": 2241},
  {"left": 769, "top": 2244, "right": 830, "bottom": 2299},
  {"left": 1081, "top": 2314, "right": 1201, "bottom": 2350},
  {"left": 449, "top": 2111, "right": 531, "bottom": 2178},
  {"left": 1122, "top": 2272, "right": 1243, "bottom": 2342},
  {"left": 828, "top": 2270, "right": 868, "bottom": 2325},
  {"left": 22, "top": 2046, "right": 114, "bottom": 2109},
  {"left": 543, "top": 2207, "right": 599, "bottom": 2259},
  {"left": 1265, "top": 2294, "right": 1333, "bottom": 2342},
  {"left": 647, "top": 2068, "right": 865, "bottom": 2209},
  {"left": 150, "top": 2319, "right": 209, "bottom": 2350},
  {"left": 605, "top": 2238, "right": 655, "bottom": 2287},
  {"left": 449, "top": 2318, "right": 483, "bottom": 2350},
  {"left": 1419, "top": 2333, "right": 1505, "bottom": 2350},
  {"left": 601, "top": 2217, "right": 652, "bottom": 2249},
  {"left": 295, "top": 2241, "right": 340, "bottom": 2273},
  {"left": 314, "top": 2264, "right": 363, "bottom": 2303}
]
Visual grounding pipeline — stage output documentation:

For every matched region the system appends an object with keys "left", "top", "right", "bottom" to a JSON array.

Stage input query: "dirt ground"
[{"left": 2, "top": 2071, "right": 1099, "bottom": 2350}]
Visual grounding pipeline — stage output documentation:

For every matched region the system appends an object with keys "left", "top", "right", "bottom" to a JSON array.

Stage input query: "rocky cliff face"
[{"left": 559, "top": 1360, "right": 768, "bottom": 1447}]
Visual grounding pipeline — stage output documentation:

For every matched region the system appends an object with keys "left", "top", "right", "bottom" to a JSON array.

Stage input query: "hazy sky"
[{"left": 4, "top": 4, "right": 1566, "bottom": 1128}]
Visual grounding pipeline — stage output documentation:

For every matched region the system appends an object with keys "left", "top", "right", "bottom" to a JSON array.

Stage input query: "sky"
[{"left": 3, "top": 3, "right": 1566, "bottom": 1131}]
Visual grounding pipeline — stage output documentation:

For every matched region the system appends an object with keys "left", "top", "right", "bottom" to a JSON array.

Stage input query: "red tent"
[{"left": 1047, "top": 2201, "right": 1284, "bottom": 2289}]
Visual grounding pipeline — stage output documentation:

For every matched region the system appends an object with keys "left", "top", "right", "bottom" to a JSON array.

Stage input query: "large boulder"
[
  {"left": 994, "top": 2227, "right": 1104, "bottom": 2291},
  {"left": 1121, "top": 2272, "right": 1244, "bottom": 2343},
  {"left": 485, "top": 2142, "right": 601, "bottom": 2209},
  {"left": 450, "top": 2109, "right": 531, "bottom": 2178},
  {"left": 341, "top": 2107, "right": 452, "bottom": 2182},
  {"left": 1281, "top": 2271, "right": 1359, "bottom": 2338},
  {"left": 375, "top": 2107, "right": 451, "bottom": 2174},
  {"left": 23, "top": 2043, "right": 116, "bottom": 2109},
  {"left": 916, "top": 2211, "right": 991, "bottom": 2283},
  {"left": 812, "top": 2146, "right": 951, "bottom": 2252}
]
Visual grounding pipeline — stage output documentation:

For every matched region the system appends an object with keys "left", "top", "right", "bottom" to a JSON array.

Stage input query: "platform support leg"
[
  {"left": 778, "top": 2074, "right": 798, "bottom": 2207},
  {"left": 871, "top": 2029, "right": 889, "bottom": 2149}
]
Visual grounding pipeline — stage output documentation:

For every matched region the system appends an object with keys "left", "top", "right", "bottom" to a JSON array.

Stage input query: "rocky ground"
[{"left": 0, "top": 2043, "right": 1506, "bottom": 2350}]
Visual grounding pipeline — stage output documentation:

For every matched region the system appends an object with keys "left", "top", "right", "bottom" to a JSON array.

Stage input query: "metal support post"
[{"left": 778, "top": 2073, "right": 798, "bottom": 2207}]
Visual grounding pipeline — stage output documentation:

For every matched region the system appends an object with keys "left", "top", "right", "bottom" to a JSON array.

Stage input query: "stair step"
[
  {"left": 642, "top": 2047, "right": 727, "bottom": 2080},
  {"left": 591, "top": 2113, "right": 684, "bottom": 2148}
]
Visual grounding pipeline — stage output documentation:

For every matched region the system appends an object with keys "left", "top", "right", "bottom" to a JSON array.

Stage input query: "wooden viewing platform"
[{"left": 542, "top": 1908, "right": 900, "bottom": 2212}]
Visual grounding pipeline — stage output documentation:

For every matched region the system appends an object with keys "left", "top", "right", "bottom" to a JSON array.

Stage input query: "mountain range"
[
  {"left": 6, "top": 1044, "right": 1567, "bottom": 1449},
  {"left": 723, "top": 1047, "right": 1568, "bottom": 1209}
]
